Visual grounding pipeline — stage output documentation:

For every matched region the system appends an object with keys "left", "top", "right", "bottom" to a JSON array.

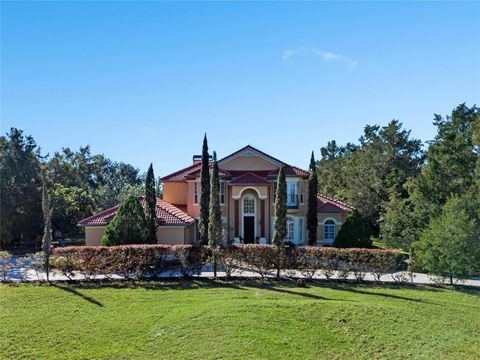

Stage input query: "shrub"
[
  {"left": 233, "top": 245, "right": 277, "bottom": 279},
  {"left": 333, "top": 210, "right": 372, "bottom": 248},
  {"left": 216, "top": 246, "right": 238, "bottom": 278},
  {"left": 0, "top": 251, "right": 13, "bottom": 282},
  {"left": 51, "top": 244, "right": 404, "bottom": 282}
]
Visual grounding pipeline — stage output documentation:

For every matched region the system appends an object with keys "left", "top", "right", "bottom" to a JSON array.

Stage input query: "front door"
[{"left": 243, "top": 217, "right": 255, "bottom": 243}]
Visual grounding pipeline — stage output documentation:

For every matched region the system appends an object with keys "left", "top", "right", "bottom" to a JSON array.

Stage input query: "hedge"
[{"left": 51, "top": 244, "right": 405, "bottom": 281}]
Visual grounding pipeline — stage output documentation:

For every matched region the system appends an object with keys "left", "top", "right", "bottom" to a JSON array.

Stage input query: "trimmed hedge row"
[{"left": 52, "top": 244, "right": 405, "bottom": 281}]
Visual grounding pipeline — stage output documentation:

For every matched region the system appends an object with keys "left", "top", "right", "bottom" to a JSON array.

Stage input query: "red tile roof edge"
[
  {"left": 317, "top": 194, "right": 354, "bottom": 212},
  {"left": 78, "top": 198, "right": 195, "bottom": 227}
]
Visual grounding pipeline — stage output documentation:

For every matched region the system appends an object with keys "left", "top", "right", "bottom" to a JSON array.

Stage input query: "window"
[
  {"left": 220, "top": 181, "right": 225, "bottom": 205},
  {"left": 287, "top": 182, "right": 297, "bottom": 206},
  {"left": 243, "top": 195, "right": 255, "bottom": 215},
  {"left": 194, "top": 182, "right": 198, "bottom": 204},
  {"left": 299, "top": 218, "right": 303, "bottom": 243},
  {"left": 286, "top": 219, "right": 294, "bottom": 241},
  {"left": 324, "top": 220, "right": 336, "bottom": 241},
  {"left": 299, "top": 182, "right": 304, "bottom": 204},
  {"left": 272, "top": 181, "right": 277, "bottom": 201}
]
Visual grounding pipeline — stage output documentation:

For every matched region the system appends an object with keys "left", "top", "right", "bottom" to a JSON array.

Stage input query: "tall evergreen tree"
[
  {"left": 273, "top": 165, "right": 287, "bottom": 278},
  {"left": 0, "top": 128, "right": 43, "bottom": 249},
  {"left": 145, "top": 163, "right": 157, "bottom": 243},
  {"left": 41, "top": 182, "right": 53, "bottom": 282},
  {"left": 199, "top": 134, "right": 210, "bottom": 245},
  {"left": 208, "top": 152, "right": 222, "bottom": 278},
  {"left": 307, "top": 151, "right": 318, "bottom": 245},
  {"left": 101, "top": 194, "right": 149, "bottom": 246}
]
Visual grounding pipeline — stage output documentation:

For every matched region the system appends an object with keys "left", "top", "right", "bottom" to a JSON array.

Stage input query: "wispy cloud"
[{"left": 282, "top": 47, "right": 357, "bottom": 69}]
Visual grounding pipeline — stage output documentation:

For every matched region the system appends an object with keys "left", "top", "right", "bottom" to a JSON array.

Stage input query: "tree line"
[
  {"left": 0, "top": 129, "right": 148, "bottom": 250},
  {"left": 317, "top": 103, "right": 480, "bottom": 280}
]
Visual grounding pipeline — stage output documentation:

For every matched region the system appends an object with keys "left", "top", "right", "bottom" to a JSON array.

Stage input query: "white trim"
[
  {"left": 241, "top": 194, "right": 256, "bottom": 242},
  {"left": 318, "top": 217, "right": 342, "bottom": 225},
  {"left": 232, "top": 186, "right": 267, "bottom": 200}
]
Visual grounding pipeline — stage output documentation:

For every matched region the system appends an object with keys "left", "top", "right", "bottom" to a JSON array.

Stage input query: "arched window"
[
  {"left": 243, "top": 195, "right": 255, "bottom": 215},
  {"left": 324, "top": 220, "right": 336, "bottom": 241}
]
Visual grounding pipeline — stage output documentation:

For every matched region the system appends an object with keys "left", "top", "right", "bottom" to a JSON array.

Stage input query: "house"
[{"left": 78, "top": 145, "right": 353, "bottom": 246}]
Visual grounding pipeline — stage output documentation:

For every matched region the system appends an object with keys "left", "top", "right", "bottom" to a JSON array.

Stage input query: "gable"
[{"left": 218, "top": 146, "right": 282, "bottom": 171}]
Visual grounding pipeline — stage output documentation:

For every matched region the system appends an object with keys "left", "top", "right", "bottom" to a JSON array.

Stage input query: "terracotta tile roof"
[
  {"left": 160, "top": 163, "right": 202, "bottom": 182},
  {"left": 78, "top": 198, "right": 195, "bottom": 227},
  {"left": 161, "top": 163, "right": 230, "bottom": 182},
  {"left": 317, "top": 194, "right": 354, "bottom": 213},
  {"left": 267, "top": 166, "right": 309, "bottom": 178},
  {"left": 228, "top": 172, "right": 271, "bottom": 186}
]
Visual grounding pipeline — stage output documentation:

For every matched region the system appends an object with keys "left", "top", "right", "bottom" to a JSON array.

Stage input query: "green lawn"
[{"left": 1, "top": 281, "right": 479, "bottom": 359}]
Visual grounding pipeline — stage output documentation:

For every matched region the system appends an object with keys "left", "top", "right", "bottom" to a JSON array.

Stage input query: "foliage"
[
  {"left": 199, "top": 134, "right": 210, "bottom": 245},
  {"left": 208, "top": 152, "right": 222, "bottom": 277},
  {"left": 0, "top": 128, "right": 43, "bottom": 249},
  {"left": 333, "top": 210, "right": 372, "bottom": 248},
  {"left": 41, "top": 183, "right": 53, "bottom": 281},
  {"left": 379, "top": 189, "right": 422, "bottom": 250},
  {"left": 0, "top": 251, "right": 13, "bottom": 282},
  {"left": 317, "top": 121, "right": 424, "bottom": 233},
  {"left": 50, "top": 184, "right": 96, "bottom": 237},
  {"left": 101, "top": 195, "right": 149, "bottom": 246},
  {"left": 144, "top": 163, "right": 157, "bottom": 243},
  {"left": 413, "top": 195, "right": 480, "bottom": 284},
  {"left": 414, "top": 104, "right": 479, "bottom": 217},
  {"left": 307, "top": 151, "right": 318, "bottom": 245},
  {"left": 53, "top": 245, "right": 205, "bottom": 279}
]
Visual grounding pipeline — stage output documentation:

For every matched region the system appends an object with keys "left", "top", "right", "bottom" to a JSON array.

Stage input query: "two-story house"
[{"left": 79, "top": 145, "right": 353, "bottom": 246}]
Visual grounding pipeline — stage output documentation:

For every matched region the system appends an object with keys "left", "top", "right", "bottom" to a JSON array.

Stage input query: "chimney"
[{"left": 193, "top": 155, "right": 213, "bottom": 165}]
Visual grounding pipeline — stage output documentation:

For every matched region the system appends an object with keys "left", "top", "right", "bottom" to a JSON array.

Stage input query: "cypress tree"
[
  {"left": 41, "top": 182, "right": 53, "bottom": 282},
  {"left": 101, "top": 194, "right": 149, "bottom": 246},
  {"left": 273, "top": 165, "right": 287, "bottom": 278},
  {"left": 307, "top": 151, "right": 319, "bottom": 245},
  {"left": 145, "top": 163, "right": 157, "bottom": 243},
  {"left": 208, "top": 151, "right": 222, "bottom": 278},
  {"left": 199, "top": 134, "right": 210, "bottom": 245}
]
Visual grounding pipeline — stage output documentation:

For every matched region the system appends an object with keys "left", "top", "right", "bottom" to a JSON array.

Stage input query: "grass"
[{"left": 1, "top": 280, "right": 479, "bottom": 359}]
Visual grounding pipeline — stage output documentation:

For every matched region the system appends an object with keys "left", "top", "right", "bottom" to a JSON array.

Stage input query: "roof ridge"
[
  {"left": 317, "top": 193, "right": 354, "bottom": 210},
  {"left": 160, "top": 163, "right": 200, "bottom": 181},
  {"left": 77, "top": 204, "right": 119, "bottom": 225}
]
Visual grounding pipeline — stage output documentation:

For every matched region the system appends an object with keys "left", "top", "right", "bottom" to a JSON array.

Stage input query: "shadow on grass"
[
  {"left": 52, "top": 283, "right": 103, "bottom": 307},
  {"left": 41, "top": 278, "right": 479, "bottom": 306}
]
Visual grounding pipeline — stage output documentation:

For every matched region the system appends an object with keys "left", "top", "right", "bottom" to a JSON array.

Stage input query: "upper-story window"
[
  {"left": 220, "top": 181, "right": 225, "bottom": 205},
  {"left": 324, "top": 220, "right": 336, "bottom": 241},
  {"left": 194, "top": 182, "right": 199, "bottom": 204},
  {"left": 299, "top": 182, "right": 304, "bottom": 204},
  {"left": 287, "top": 182, "right": 297, "bottom": 206}
]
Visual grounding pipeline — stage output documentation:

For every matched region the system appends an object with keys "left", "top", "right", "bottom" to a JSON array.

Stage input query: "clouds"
[{"left": 282, "top": 47, "right": 357, "bottom": 69}]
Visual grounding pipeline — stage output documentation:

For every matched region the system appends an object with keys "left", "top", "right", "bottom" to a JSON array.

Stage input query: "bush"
[
  {"left": 0, "top": 251, "right": 13, "bottom": 282},
  {"left": 233, "top": 244, "right": 277, "bottom": 279},
  {"left": 53, "top": 245, "right": 205, "bottom": 279},
  {"left": 50, "top": 244, "right": 405, "bottom": 282},
  {"left": 333, "top": 210, "right": 372, "bottom": 248}
]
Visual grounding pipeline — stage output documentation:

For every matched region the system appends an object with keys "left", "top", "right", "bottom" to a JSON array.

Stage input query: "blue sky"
[{"left": 2, "top": 1, "right": 479, "bottom": 176}]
